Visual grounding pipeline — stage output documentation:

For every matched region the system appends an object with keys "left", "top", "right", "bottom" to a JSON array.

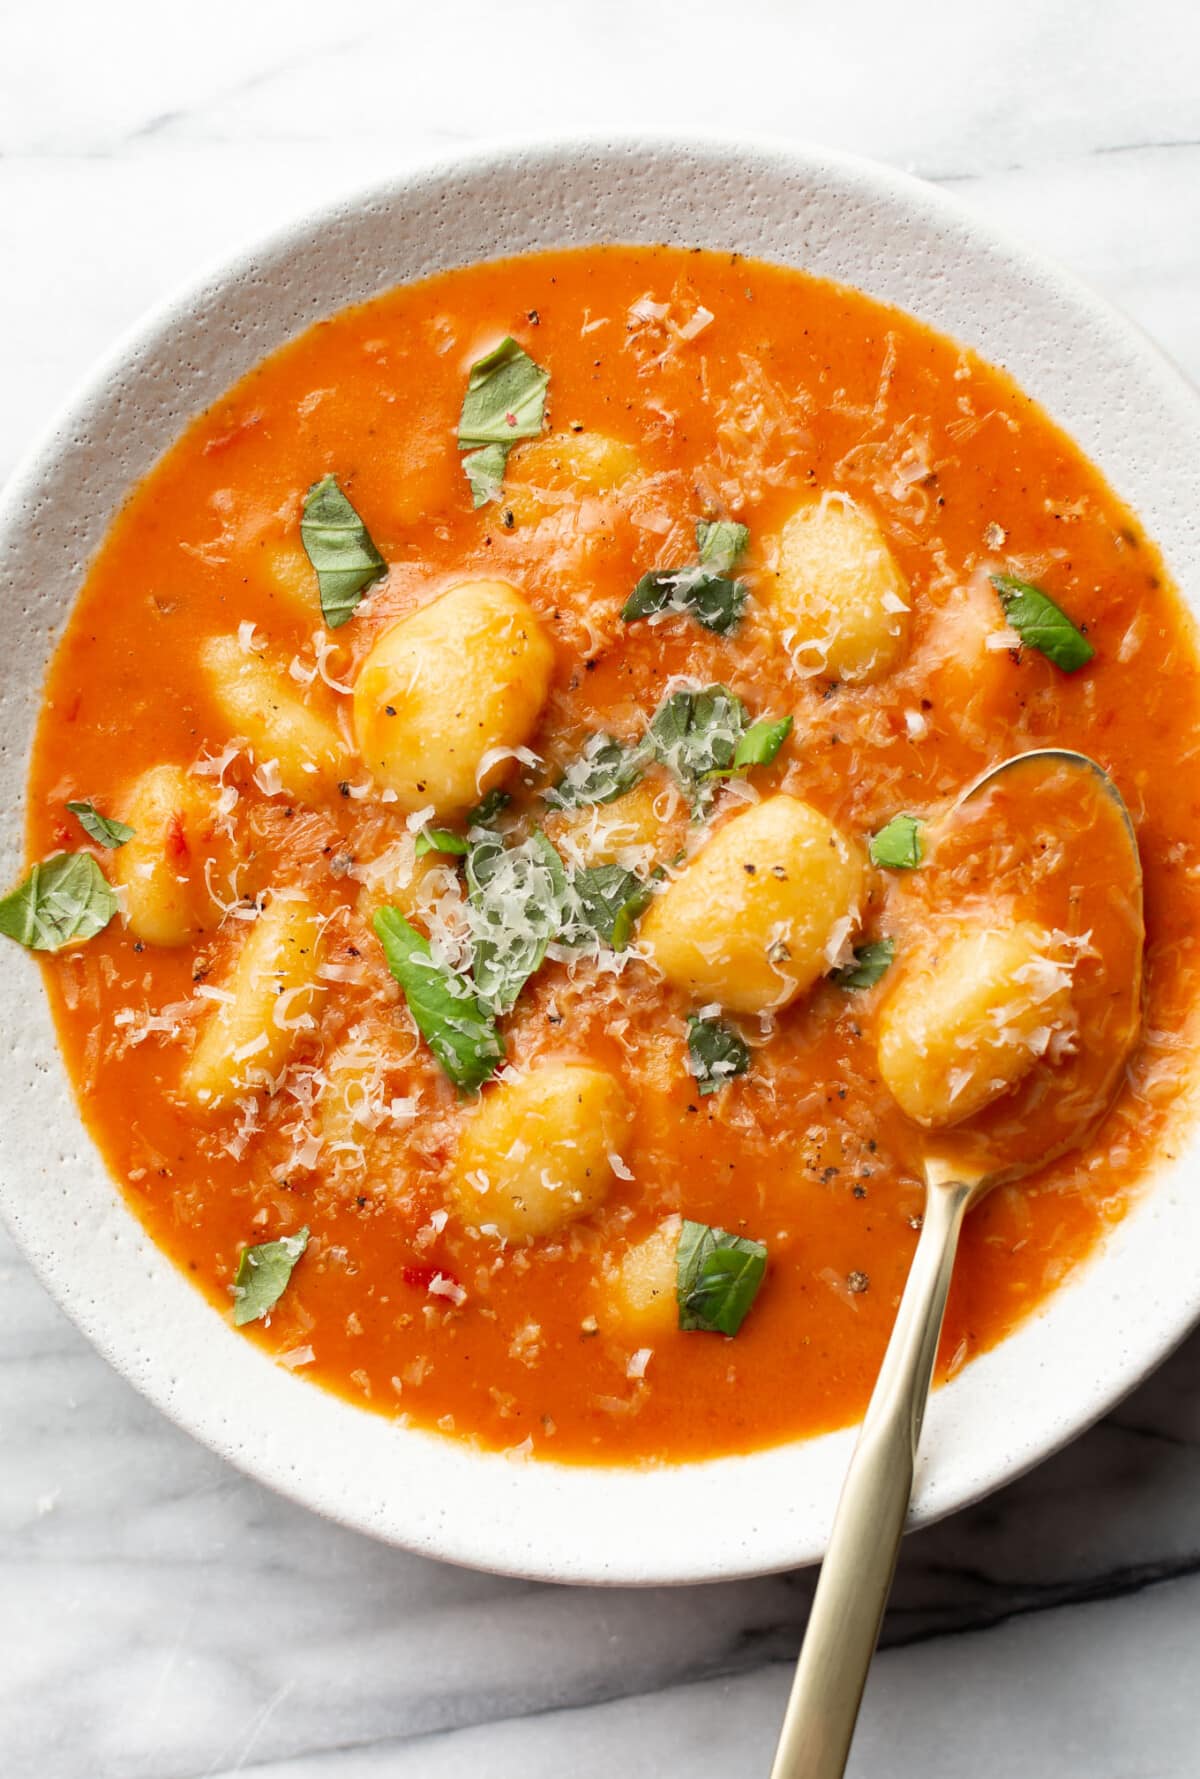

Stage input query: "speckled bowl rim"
[{"left": 2, "top": 134, "right": 1199, "bottom": 1587}]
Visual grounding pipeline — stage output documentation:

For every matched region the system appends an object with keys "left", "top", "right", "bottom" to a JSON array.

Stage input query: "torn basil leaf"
[
  {"left": 466, "top": 788, "right": 512, "bottom": 829},
  {"left": 0, "top": 853, "right": 119, "bottom": 952},
  {"left": 458, "top": 338, "right": 550, "bottom": 509},
  {"left": 686, "top": 1014, "right": 751, "bottom": 1096},
  {"left": 649, "top": 685, "right": 747, "bottom": 809},
  {"left": 733, "top": 715, "right": 793, "bottom": 772},
  {"left": 66, "top": 801, "right": 134, "bottom": 849},
  {"left": 413, "top": 828, "right": 471, "bottom": 859},
  {"left": 869, "top": 814, "right": 923, "bottom": 870},
  {"left": 300, "top": 474, "right": 387, "bottom": 629},
  {"left": 374, "top": 907, "right": 503, "bottom": 1091},
  {"left": 831, "top": 938, "right": 895, "bottom": 989},
  {"left": 462, "top": 442, "right": 510, "bottom": 509},
  {"left": 459, "top": 338, "right": 550, "bottom": 448},
  {"left": 991, "top": 574, "right": 1095, "bottom": 672},
  {"left": 677, "top": 1218, "right": 767, "bottom": 1336},
  {"left": 622, "top": 519, "right": 750, "bottom": 635},
  {"left": 610, "top": 875, "right": 659, "bottom": 950},
  {"left": 545, "top": 734, "right": 646, "bottom": 809},
  {"left": 466, "top": 831, "right": 568, "bottom": 1015},
  {"left": 568, "top": 864, "right": 647, "bottom": 949},
  {"left": 233, "top": 1228, "right": 309, "bottom": 1327}
]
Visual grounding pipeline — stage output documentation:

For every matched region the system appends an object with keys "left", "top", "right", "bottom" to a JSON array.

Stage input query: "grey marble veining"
[{"left": 3, "top": 1, "right": 1200, "bottom": 1773}]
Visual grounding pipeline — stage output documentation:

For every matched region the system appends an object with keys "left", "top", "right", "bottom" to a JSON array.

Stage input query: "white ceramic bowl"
[{"left": 2, "top": 137, "right": 1199, "bottom": 1586}]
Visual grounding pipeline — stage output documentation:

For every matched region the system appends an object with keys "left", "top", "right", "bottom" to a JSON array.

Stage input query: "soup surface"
[{"left": 20, "top": 245, "right": 1200, "bottom": 1464}]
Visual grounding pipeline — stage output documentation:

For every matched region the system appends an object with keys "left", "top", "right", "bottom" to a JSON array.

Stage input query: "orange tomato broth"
[{"left": 26, "top": 245, "right": 1200, "bottom": 1465}]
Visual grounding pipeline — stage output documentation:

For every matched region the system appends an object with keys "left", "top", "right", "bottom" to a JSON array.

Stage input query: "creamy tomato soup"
[{"left": 12, "top": 246, "right": 1200, "bottom": 1464}]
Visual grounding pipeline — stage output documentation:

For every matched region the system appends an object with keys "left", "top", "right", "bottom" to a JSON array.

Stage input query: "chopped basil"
[
  {"left": 831, "top": 937, "right": 895, "bottom": 989},
  {"left": 649, "top": 684, "right": 748, "bottom": 809},
  {"left": 300, "top": 475, "right": 387, "bottom": 629},
  {"left": 233, "top": 1228, "right": 309, "bottom": 1327},
  {"left": 622, "top": 519, "right": 750, "bottom": 635},
  {"left": 676, "top": 1218, "right": 768, "bottom": 1336},
  {"left": 374, "top": 907, "right": 503, "bottom": 1091},
  {"left": 686, "top": 1014, "right": 751, "bottom": 1096},
  {"left": 413, "top": 828, "right": 471, "bottom": 859},
  {"left": 696, "top": 519, "right": 750, "bottom": 574},
  {"left": 610, "top": 875, "right": 659, "bottom": 950},
  {"left": 462, "top": 442, "right": 509, "bottom": 509},
  {"left": 0, "top": 853, "right": 119, "bottom": 952},
  {"left": 458, "top": 338, "right": 549, "bottom": 509},
  {"left": 869, "top": 814, "right": 923, "bottom": 870},
  {"left": 568, "top": 864, "right": 648, "bottom": 949},
  {"left": 991, "top": 574, "right": 1095, "bottom": 672},
  {"left": 730, "top": 715, "right": 793, "bottom": 772},
  {"left": 544, "top": 734, "right": 646, "bottom": 809},
  {"left": 466, "top": 788, "right": 512, "bottom": 829},
  {"left": 66, "top": 801, "right": 134, "bottom": 849},
  {"left": 466, "top": 830, "right": 568, "bottom": 1015}
]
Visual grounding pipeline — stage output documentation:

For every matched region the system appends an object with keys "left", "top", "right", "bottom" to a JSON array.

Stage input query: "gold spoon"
[{"left": 769, "top": 749, "right": 1144, "bottom": 1779}]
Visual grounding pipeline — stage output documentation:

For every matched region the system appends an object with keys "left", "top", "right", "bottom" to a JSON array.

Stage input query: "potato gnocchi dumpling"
[
  {"left": 545, "top": 778, "right": 683, "bottom": 871},
  {"left": 641, "top": 795, "right": 865, "bottom": 1014},
  {"left": 768, "top": 494, "right": 911, "bottom": 685},
  {"left": 112, "top": 764, "right": 219, "bottom": 947},
  {"left": 352, "top": 580, "right": 554, "bottom": 816},
  {"left": 877, "top": 920, "right": 1074, "bottom": 1127},
  {"left": 505, "top": 432, "right": 641, "bottom": 525},
  {"left": 605, "top": 1218, "right": 682, "bottom": 1338},
  {"left": 200, "top": 635, "right": 347, "bottom": 796},
  {"left": 180, "top": 895, "right": 323, "bottom": 1108},
  {"left": 452, "top": 1061, "right": 632, "bottom": 1240}
]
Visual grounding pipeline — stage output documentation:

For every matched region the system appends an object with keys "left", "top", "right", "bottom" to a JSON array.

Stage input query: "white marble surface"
[{"left": 4, "top": 2, "right": 1200, "bottom": 1773}]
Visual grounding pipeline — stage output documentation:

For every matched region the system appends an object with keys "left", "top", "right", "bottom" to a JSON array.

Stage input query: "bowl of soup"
[{"left": 2, "top": 137, "right": 1199, "bottom": 1585}]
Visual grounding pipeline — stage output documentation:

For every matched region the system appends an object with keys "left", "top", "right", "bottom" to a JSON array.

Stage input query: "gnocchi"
[
  {"left": 200, "top": 634, "right": 347, "bottom": 796},
  {"left": 180, "top": 895, "right": 323, "bottom": 1108},
  {"left": 545, "top": 777, "right": 683, "bottom": 871},
  {"left": 505, "top": 432, "right": 641, "bottom": 525},
  {"left": 877, "top": 921, "right": 1074, "bottom": 1127},
  {"left": 605, "top": 1218, "right": 682, "bottom": 1338},
  {"left": 768, "top": 494, "right": 911, "bottom": 685},
  {"left": 112, "top": 764, "right": 219, "bottom": 947},
  {"left": 352, "top": 580, "right": 554, "bottom": 816},
  {"left": 641, "top": 795, "right": 866, "bottom": 1014},
  {"left": 452, "top": 1061, "right": 632, "bottom": 1240}
]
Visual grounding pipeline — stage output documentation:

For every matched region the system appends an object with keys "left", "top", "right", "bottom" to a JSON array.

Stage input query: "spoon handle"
[{"left": 769, "top": 1176, "right": 973, "bottom": 1779}]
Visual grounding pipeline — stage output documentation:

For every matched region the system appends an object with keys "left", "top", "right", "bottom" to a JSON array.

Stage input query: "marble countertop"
[{"left": 4, "top": 2, "right": 1200, "bottom": 1773}]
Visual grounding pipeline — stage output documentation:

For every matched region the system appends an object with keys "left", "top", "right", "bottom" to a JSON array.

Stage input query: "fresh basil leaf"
[
  {"left": 458, "top": 337, "right": 550, "bottom": 450},
  {"left": 466, "top": 831, "right": 568, "bottom": 1014},
  {"left": 300, "top": 475, "right": 386, "bottom": 628},
  {"left": 622, "top": 519, "right": 750, "bottom": 635},
  {"left": 649, "top": 685, "right": 747, "bottom": 809},
  {"left": 545, "top": 734, "right": 646, "bottom": 809},
  {"left": 66, "top": 801, "right": 134, "bottom": 849},
  {"left": 414, "top": 829, "right": 471, "bottom": 859},
  {"left": 463, "top": 442, "right": 510, "bottom": 510},
  {"left": 0, "top": 852, "right": 119, "bottom": 952},
  {"left": 567, "top": 864, "right": 646, "bottom": 948},
  {"left": 374, "top": 907, "right": 503, "bottom": 1091},
  {"left": 676, "top": 1218, "right": 768, "bottom": 1336},
  {"left": 733, "top": 715, "right": 793, "bottom": 771},
  {"left": 610, "top": 875, "right": 658, "bottom": 950},
  {"left": 991, "top": 574, "right": 1095, "bottom": 672},
  {"left": 831, "top": 937, "right": 895, "bottom": 989},
  {"left": 696, "top": 518, "right": 749, "bottom": 575},
  {"left": 233, "top": 1227, "right": 309, "bottom": 1327},
  {"left": 466, "top": 788, "right": 512, "bottom": 829},
  {"left": 869, "top": 814, "right": 923, "bottom": 870},
  {"left": 686, "top": 1014, "right": 751, "bottom": 1096},
  {"left": 622, "top": 567, "right": 746, "bottom": 636}
]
